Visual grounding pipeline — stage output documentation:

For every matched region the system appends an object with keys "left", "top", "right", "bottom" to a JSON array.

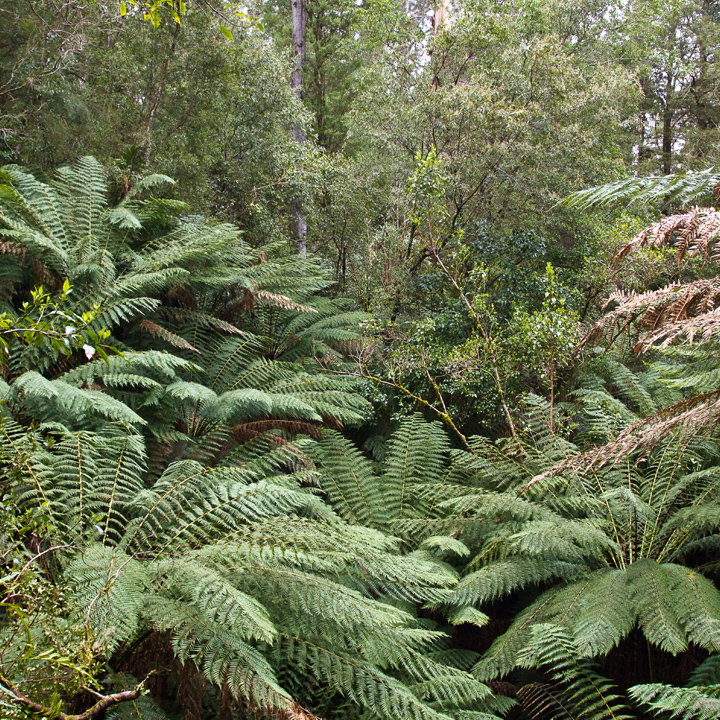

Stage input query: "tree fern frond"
[
  {"left": 614, "top": 206, "right": 720, "bottom": 266},
  {"left": 15, "top": 376, "right": 147, "bottom": 426},
  {"left": 629, "top": 682, "right": 720, "bottom": 720},
  {"left": 569, "top": 569, "right": 636, "bottom": 658},
  {"left": 564, "top": 170, "right": 720, "bottom": 210},
  {"left": 1, "top": 165, "right": 68, "bottom": 247},
  {"left": 126, "top": 473, "right": 318, "bottom": 555},
  {"left": 120, "top": 173, "right": 176, "bottom": 202},
  {"left": 383, "top": 414, "right": 451, "bottom": 521},
  {"left": 651, "top": 564, "right": 720, "bottom": 652},
  {"left": 473, "top": 587, "right": 564, "bottom": 681},
  {"left": 147, "top": 596, "right": 291, "bottom": 708},
  {"left": 157, "top": 560, "right": 277, "bottom": 643},
  {"left": 579, "top": 280, "right": 720, "bottom": 354},
  {"left": 449, "top": 558, "right": 583, "bottom": 607},
  {"left": 689, "top": 655, "right": 720, "bottom": 687},
  {"left": 515, "top": 682, "right": 574, "bottom": 720},
  {"left": 274, "top": 634, "right": 462, "bottom": 720},
  {"left": 66, "top": 545, "right": 150, "bottom": 653},
  {"left": 308, "top": 431, "right": 387, "bottom": 527},
  {"left": 518, "top": 624, "right": 633, "bottom": 720},
  {"left": 54, "top": 156, "right": 108, "bottom": 242},
  {"left": 627, "top": 559, "right": 688, "bottom": 654},
  {"left": 61, "top": 351, "right": 199, "bottom": 384}
]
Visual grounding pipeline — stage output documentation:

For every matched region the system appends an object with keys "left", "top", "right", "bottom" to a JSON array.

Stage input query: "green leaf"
[{"left": 219, "top": 25, "right": 232, "bottom": 41}]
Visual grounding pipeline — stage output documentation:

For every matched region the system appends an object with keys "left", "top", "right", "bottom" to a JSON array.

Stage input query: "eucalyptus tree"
[{"left": 614, "top": 0, "right": 720, "bottom": 174}]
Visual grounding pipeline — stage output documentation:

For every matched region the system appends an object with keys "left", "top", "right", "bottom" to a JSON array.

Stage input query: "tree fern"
[
  {"left": 0, "top": 159, "right": 501, "bottom": 718},
  {"left": 689, "top": 655, "right": 720, "bottom": 687},
  {"left": 358, "top": 397, "right": 720, "bottom": 686},
  {"left": 3, "top": 417, "right": 497, "bottom": 719},
  {"left": 0, "top": 158, "right": 369, "bottom": 455},
  {"left": 551, "top": 173, "right": 720, "bottom": 470}
]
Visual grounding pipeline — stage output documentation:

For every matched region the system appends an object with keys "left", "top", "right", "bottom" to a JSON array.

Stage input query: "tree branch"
[{"left": 0, "top": 672, "right": 153, "bottom": 720}]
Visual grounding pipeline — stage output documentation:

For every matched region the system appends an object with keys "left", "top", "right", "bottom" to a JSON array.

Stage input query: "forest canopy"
[{"left": 3, "top": 0, "right": 720, "bottom": 719}]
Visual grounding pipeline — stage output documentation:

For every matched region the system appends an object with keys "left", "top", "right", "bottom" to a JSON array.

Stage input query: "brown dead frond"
[
  {"left": 255, "top": 291, "right": 317, "bottom": 314},
  {"left": 229, "top": 290, "right": 317, "bottom": 318},
  {"left": 0, "top": 242, "right": 25, "bottom": 259},
  {"left": 566, "top": 207, "right": 720, "bottom": 477},
  {"left": 242, "top": 288, "right": 256, "bottom": 314},
  {"left": 139, "top": 319, "right": 199, "bottom": 352},
  {"left": 274, "top": 701, "right": 325, "bottom": 720},
  {"left": 614, "top": 206, "right": 720, "bottom": 266},
  {"left": 577, "top": 279, "right": 720, "bottom": 354},
  {"left": 488, "top": 680, "right": 516, "bottom": 697},
  {"left": 525, "top": 389, "right": 720, "bottom": 487},
  {"left": 516, "top": 683, "right": 573, "bottom": 720},
  {"left": 166, "top": 283, "right": 198, "bottom": 310},
  {"left": 157, "top": 306, "right": 246, "bottom": 335},
  {"left": 231, "top": 419, "right": 323, "bottom": 444}
]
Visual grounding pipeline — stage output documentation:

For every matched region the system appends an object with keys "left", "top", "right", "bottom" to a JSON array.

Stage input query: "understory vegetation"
[{"left": 4, "top": 0, "right": 720, "bottom": 718}]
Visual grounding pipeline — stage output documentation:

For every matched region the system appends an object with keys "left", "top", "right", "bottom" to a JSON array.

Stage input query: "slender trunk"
[
  {"left": 662, "top": 107, "right": 673, "bottom": 175},
  {"left": 662, "top": 71, "right": 674, "bottom": 175},
  {"left": 143, "top": 22, "right": 180, "bottom": 166},
  {"left": 291, "top": 0, "right": 306, "bottom": 104},
  {"left": 291, "top": 0, "right": 307, "bottom": 254},
  {"left": 549, "top": 361, "right": 555, "bottom": 435},
  {"left": 431, "top": 248, "right": 519, "bottom": 440}
]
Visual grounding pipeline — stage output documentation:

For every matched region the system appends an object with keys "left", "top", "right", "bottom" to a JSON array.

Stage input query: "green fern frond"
[
  {"left": 382, "top": 414, "right": 451, "bottom": 521},
  {"left": 629, "top": 682, "right": 720, "bottom": 720},
  {"left": 627, "top": 559, "right": 689, "bottom": 654},
  {"left": 147, "top": 596, "right": 290, "bottom": 708},
  {"left": 565, "top": 169, "right": 720, "bottom": 210},
  {"left": 273, "top": 634, "right": 462, "bottom": 720},
  {"left": 689, "top": 655, "right": 720, "bottom": 687},
  {"left": 449, "top": 558, "right": 583, "bottom": 606},
  {"left": 308, "top": 430, "right": 386, "bottom": 527},
  {"left": 473, "top": 587, "right": 564, "bottom": 681},
  {"left": 156, "top": 560, "right": 277, "bottom": 643},
  {"left": 65, "top": 545, "right": 150, "bottom": 653},
  {"left": 519, "top": 624, "right": 633, "bottom": 720}
]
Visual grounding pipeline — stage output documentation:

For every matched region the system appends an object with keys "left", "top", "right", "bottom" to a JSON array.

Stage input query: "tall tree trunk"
[
  {"left": 291, "top": 0, "right": 307, "bottom": 254},
  {"left": 142, "top": 22, "right": 181, "bottom": 167},
  {"left": 661, "top": 48, "right": 675, "bottom": 175},
  {"left": 662, "top": 100, "right": 673, "bottom": 175},
  {"left": 433, "top": 0, "right": 449, "bottom": 33}
]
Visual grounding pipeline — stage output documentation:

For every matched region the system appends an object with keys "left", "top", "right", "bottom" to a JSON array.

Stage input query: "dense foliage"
[{"left": 4, "top": 1, "right": 720, "bottom": 719}]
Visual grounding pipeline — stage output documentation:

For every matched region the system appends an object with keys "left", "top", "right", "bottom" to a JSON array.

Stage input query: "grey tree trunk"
[
  {"left": 432, "top": 0, "right": 448, "bottom": 33},
  {"left": 291, "top": 0, "right": 307, "bottom": 254}
]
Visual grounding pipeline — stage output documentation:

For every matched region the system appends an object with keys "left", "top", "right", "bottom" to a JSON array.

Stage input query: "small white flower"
[{"left": 83, "top": 344, "right": 96, "bottom": 359}]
